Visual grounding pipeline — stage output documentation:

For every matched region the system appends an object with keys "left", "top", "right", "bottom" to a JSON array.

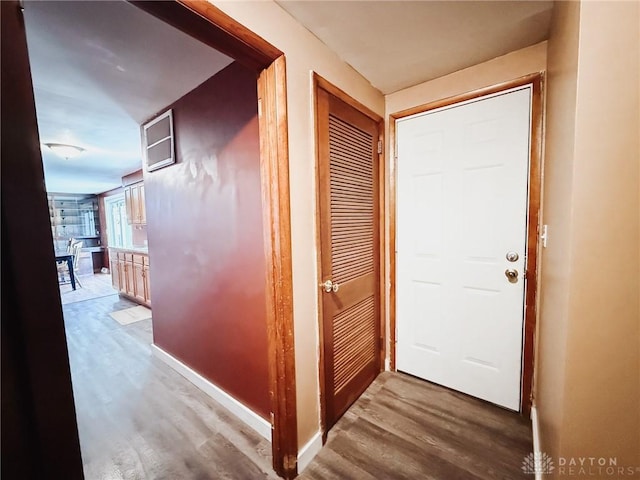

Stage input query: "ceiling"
[
  {"left": 24, "top": 1, "right": 233, "bottom": 194},
  {"left": 24, "top": 1, "right": 553, "bottom": 194},
  {"left": 277, "top": 0, "right": 553, "bottom": 94}
]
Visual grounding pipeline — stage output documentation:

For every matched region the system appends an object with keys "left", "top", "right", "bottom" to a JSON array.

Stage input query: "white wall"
[{"left": 538, "top": 0, "right": 640, "bottom": 470}]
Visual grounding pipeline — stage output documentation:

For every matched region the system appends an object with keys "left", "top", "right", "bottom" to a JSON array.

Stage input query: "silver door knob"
[
  {"left": 506, "top": 251, "right": 519, "bottom": 262},
  {"left": 505, "top": 269, "right": 519, "bottom": 283},
  {"left": 321, "top": 279, "right": 339, "bottom": 293}
]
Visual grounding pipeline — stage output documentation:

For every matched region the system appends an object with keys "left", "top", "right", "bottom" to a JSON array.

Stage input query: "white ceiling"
[
  {"left": 24, "top": 1, "right": 553, "bottom": 194},
  {"left": 277, "top": 0, "right": 553, "bottom": 94},
  {"left": 24, "top": 0, "right": 233, "bottom": 194}
]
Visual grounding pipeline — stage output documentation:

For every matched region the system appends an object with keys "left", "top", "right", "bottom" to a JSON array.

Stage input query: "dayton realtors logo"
[
  {"left": 557, "top": 457, "right": 639, "bottom": 477},
  {"left": 522, "top": 452, "right": 555, "bottom": 475},
  {"left": 522, "top": 453, "right": 640, "bottom": 476}
]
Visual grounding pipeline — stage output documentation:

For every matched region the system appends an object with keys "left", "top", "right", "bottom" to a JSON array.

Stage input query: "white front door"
[{"left": 396, "top": 86, "right": 532, "bottom": 410}]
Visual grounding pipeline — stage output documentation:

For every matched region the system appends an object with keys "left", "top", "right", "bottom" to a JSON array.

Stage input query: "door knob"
[
  {"left": 505, "top": 269, "right": 519, "bottom": 283},
  {"left": 321, "top": 279, "right": 339, "bottom": 293}
]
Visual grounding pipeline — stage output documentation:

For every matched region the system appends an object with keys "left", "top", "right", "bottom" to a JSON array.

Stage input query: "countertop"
[{"left": 108, "top": 246, "right": 149, "bottom": 254}]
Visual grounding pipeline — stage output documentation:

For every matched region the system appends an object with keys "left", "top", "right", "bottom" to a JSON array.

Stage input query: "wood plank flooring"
[
  {"left": 60, "top": 272, "right": 117, "bottom": 305},
  {"left": 63, "top": 295, "right": 276, "bottom": 479},
  {"left": 64, "top": 294, "right": 531, "bottom": 479},
  {"left": 301, "top": 372, "right": 533, "bottom": 480}
]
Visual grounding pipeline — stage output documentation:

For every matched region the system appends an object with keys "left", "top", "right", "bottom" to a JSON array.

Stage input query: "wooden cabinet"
[
  {"left": 143, "top": 261, "right": 151, "bottom": 304},
  {"left": 119, "top": 253, "right": 134, "bottom": 296},
  {"left": 125, "top": 182, "right": 146, "bottom": 225},
  {"left": 132, "top": 255, "right": 146, "bottom": 304},
  {"left": 110, "top": 257, "right": 120, "bottom": 290},
  {"left": 138, "top": 183, "right": 146, "bottom": 224},
  {"left": 109, "top": 248, "right": 151, "bottom": 307}
]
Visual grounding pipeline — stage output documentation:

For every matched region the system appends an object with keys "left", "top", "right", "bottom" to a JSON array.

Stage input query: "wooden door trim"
[
  {"left": 314, "top": 74, "right": 383, "bottom": 123},
  {"left": 257, "top": 56, "right": 298, "bottom": 478},
  {"left": 389, "top": 72, "right": 544, "bottom": 416},
  {"left": 131, "top": 1, "right": 282, "bottom": 71},
  {"left": 312, "top": 73, "right": 386, "bottom": 440}
]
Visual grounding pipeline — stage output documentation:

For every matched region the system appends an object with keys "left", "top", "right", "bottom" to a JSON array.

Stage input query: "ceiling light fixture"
[{"left": 45, "top": 142, "right": 86, "bottom": 160}]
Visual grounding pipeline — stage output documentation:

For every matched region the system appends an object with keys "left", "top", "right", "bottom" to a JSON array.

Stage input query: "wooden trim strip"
[
  {"left": 258, "top": 55, "right": 298, "bottom": 479},
  {"left": 388, "top": 118, "right": 398, "bottom": 371},
  {"left": 179, "top": 1, "right": 282, "bottom": 60},
  {"left": 314, "top": 73, "right": 383, "bottom": 123},
  {"left": 388, "top": 72, "right": 544, "bottom": 416},
  {"left": 377, "top": 119, "right": 387, "bottom": 375},
  {"left": 390, "top": 72, "right": 542, "bottom": 121},
  {"left": 130, "top": 1, "right": 282, "bottom": 71},
  {"left": 521, "top": 74, "right": 544, "bottom": 417},
  {"left": 313, "top": 81, "right": 330, "bottom": 442}
]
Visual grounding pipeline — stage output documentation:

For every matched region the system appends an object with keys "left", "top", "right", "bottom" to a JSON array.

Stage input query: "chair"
[
  {"left": 58, "top": 240, "right": 83, "bottom": 288},
  {"left": 71, "top": 241, "right": 83, "bottom": 288},
  {"left": 57, "top": 237, "right": 76, "bottom": 283}
]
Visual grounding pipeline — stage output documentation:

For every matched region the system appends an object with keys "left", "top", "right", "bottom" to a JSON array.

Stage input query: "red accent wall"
[{"left": 144, "top": 62, "right": 269, "bottom": 419}]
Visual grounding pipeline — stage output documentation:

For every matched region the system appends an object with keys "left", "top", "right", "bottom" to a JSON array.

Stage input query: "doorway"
[
  {"left": 391, "top": 75, "right": 543, "bottom": 414},
  {"left": 314, "top": 75, "right": 385, "bottom": 433}
]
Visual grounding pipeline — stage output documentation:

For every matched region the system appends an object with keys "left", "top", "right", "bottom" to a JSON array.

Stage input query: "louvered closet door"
[{"left": 317, "top": 89, "right": 381, "bottom": 429}]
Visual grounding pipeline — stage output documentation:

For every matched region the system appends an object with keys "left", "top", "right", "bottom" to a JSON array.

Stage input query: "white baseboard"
[
  {"left": 531, "top": 405, "right": 542, "bottom": 480},
  {"left": 297, "top": 431, "right": 322, "bottom": 473},
  {"left": 151, "top": 344, "right": 272, "bottom": 441}
]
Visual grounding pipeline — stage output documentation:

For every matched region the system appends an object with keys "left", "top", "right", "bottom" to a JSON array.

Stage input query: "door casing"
[
  {"left": 313, "top": 73, "right": 386, "bottom": 440},
  {"left": 389, "top": 73, "right": 544, "bottom": 416}
]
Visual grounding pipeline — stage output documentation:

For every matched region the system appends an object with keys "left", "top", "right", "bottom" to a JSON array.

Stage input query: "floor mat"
[{"left": 109, "top": 305, "right": 152, "bottom": 326}]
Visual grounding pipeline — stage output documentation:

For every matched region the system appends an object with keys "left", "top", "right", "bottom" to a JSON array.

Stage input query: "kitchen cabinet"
[
  {"left": 109, "top": 248, "right": 151, "bottom": 307},
  {"left": 125, "top": 182, "right": 146, "bottom": 225},
  {"left": 110, "top": 257, "right": 119, "bottom": 291},
  {"left": 132, "top": 255, "right": 146, "bottom": 304},
  {"left": 143, "top": 262, "right": 151, "bottom": 304}
]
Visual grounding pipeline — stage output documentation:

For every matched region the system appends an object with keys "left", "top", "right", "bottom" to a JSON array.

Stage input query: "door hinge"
[
  {"left": 377, "top": 139, "right": 382, "bottom": 154},
  {"left": 257, "top": 98, "right": 262, "bottom": 117}
]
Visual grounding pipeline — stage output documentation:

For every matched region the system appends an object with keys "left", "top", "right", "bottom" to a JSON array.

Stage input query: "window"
[{"left": 104, "top": 194, "right": 132, "bottom": 248}]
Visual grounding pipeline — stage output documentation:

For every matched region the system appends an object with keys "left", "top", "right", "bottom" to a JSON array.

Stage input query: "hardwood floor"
[
  {"left": 63, "top": 295, "right": 276, "bottom": 479},
  {"left": 64, "top": 295, "right": 531, "bottom": 479},
  {"left": 59, "top": 272, "right": 117, "bottom": 305},
  {"left": 301, "top": 372, "right": 533, "bottom": 480}
]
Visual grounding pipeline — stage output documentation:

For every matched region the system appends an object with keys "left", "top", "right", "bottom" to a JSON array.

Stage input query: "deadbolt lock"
[{"left": 506, "top": 251, "right": 519, "bottom": 262}]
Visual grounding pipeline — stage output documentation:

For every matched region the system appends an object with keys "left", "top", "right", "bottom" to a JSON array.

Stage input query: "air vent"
[{"left": 143, "top": 109, "right": 175, "bottom": 171}]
